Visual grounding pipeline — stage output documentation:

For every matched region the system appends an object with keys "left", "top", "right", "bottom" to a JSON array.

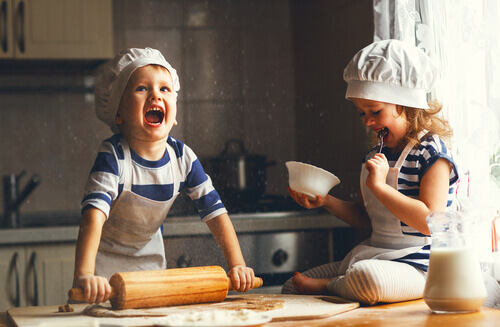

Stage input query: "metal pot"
[{"left": 203, "top": 139, "right": 275, "bottom": 211}]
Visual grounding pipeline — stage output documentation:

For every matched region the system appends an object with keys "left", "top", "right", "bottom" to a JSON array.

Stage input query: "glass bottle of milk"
[{"left": 423, "top": 211, "right": 487, "bottom": 313}]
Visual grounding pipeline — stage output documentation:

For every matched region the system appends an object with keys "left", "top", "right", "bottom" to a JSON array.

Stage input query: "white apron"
[
  {"left": 338, "top": 134, "right": 430, "bottom": 275},
  {"left": 95, "top": 141, "right": 180, "bottom": 280}
]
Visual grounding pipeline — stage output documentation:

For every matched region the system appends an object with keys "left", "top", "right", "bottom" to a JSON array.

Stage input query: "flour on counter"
[{"left": 152, "top": 309, "right": 272, "bottom": 326}]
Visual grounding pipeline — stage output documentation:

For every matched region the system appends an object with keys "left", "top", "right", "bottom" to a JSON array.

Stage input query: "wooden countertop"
[
  {"left": 269, "top": 299, "right": 500, "bottom": 326},
  {"left": 2, "top": 299, "right": 499, "bottom": 327}
]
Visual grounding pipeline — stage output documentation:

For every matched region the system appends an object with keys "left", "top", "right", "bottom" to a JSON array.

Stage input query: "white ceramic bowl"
[{"left": 285, "top": 161, "right": 340, "bottom": 199}]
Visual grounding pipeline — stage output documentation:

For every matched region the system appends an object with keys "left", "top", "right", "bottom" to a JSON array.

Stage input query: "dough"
[
  {"left": 83, "top": 295, "right": 285, "bottom": 318},
  {"left": 152, "top": 309, "right": 271, "bottom": 327}
]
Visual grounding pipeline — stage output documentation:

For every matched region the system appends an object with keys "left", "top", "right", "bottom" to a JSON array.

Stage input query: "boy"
[{"left": 74, "top": 48, "right": 255, "bottom": 304}]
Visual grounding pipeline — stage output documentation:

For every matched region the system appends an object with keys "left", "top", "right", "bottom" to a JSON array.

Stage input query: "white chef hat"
[
  {"left": 343, "top": 39, "right": 438, "bottom": 109},
  {"left": 95, "top": 47, "right": 180, "bottom": 134}
]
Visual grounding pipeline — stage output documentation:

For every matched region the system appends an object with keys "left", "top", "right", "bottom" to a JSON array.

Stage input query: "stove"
[{"left": 165, "top": 194, "right": 346, "bottom": 289}]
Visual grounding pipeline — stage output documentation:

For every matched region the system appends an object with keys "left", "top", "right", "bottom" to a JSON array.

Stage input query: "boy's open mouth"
[{"left": 144, "top": 107, "right": 164, "bottom": 126}]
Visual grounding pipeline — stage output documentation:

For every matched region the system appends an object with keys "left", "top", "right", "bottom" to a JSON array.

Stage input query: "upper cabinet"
[{"left": 0, "top": 0, "right": 113, "bottom": 59}]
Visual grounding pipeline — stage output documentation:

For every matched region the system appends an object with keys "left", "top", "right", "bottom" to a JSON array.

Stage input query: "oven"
[{"left": 163, "top": 210, "right": 356, "bottom": 292}]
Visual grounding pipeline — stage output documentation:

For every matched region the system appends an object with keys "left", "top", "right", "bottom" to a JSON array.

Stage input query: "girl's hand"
[
  {"left": 288, "top": 187, "right": 326, "bottom": 209},
  {"left": 77, "top": 274, "right": 112, "bottom": 304},
  {"left": 365, "top": 153, "right": 390, "bottom": 191},
  {"left": 227, "top": 265, "right": 255, "bottom": 293}
]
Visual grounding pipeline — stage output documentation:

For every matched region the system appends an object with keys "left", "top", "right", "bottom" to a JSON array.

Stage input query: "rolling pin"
[{"left": 68, "top": 265, "right": 263, "bottom": 310}]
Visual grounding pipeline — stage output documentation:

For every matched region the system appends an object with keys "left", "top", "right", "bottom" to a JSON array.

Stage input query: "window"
[{"left": 374, "top": 0, "right": 500, "bottom": 267}]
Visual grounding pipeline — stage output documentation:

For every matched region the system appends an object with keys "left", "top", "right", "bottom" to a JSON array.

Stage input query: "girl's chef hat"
[
  {"left": 343, "top": 39, "right": 438, "bottom": 109},
  {"left": 95, "top": 47, "right": 180, "bottom": 134}
]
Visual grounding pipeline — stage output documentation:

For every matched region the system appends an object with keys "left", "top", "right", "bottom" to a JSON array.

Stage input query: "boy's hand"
[
  {"left": 227, "top": 265, "right": 255, "bottom": 293},
  {"left": 365, "top": 153, "right": 390, "bottom": 191},
  {"left": 288, "top": 187, "right": 326, "bottom": 209},
  {"left": 77, "top": 274, "right": 112, "bottom": 304}
]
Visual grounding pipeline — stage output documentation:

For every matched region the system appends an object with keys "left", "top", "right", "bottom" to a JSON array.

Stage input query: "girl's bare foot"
[{"left": 292, "top": 272, "right": 329, "bottom": 295}]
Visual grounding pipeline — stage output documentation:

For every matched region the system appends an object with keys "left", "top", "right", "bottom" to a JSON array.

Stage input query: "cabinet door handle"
[
  {"left": 28, "top": 252, "right": 39, "bottom": 306},
  {"left": 15, "top": 0, "right": 24, "bottom": 53},
  {"left": 11, "top": 252, "right": 21, "bottom": 307},
  {"left": 1, "top": 1, "right": 7, "bottom": 53}
]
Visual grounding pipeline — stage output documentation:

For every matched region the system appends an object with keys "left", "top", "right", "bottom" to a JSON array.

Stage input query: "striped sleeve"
[
  {"left": 81, "top": 135, "right": 122, "bottom": 217},
  {"left": 398, "top": 134, "right": 458, "bottom": 199},
  {"left": 419, "top": 136, "right": 458, "bottom": 185},
  {"left": 176, "top": 141, "right": 227, "bottom": 221},
  {"left": 398, "top": 133, "right": 459, "bottom": 236}
]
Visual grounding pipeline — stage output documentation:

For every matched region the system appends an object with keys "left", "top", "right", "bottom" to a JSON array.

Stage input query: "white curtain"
[{"left": 374, "top": 0, "right": 500, "bottom": 273}]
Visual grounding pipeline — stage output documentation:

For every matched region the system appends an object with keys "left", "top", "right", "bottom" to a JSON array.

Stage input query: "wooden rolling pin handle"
[
  {"left": 68, "top": 276, "right": 264, "bottom": 302},
  {"left": 68, "top": 287, "right": 117, "bottom": 302},
  {"left": 227, "top": 277, "right": 263, "bottom": 291}
]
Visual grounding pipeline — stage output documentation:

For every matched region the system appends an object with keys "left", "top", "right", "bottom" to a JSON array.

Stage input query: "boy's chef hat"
[
  {"left": 343, "top": 39, "right": 438, "bottom": 109},
  {"left": 95, "top": 47, "right": 180, "bottom": 133}
]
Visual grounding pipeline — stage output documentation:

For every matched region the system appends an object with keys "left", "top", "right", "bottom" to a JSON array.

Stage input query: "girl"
[{"left": 283, "top": 39, "right": 458, "bottom": 305}]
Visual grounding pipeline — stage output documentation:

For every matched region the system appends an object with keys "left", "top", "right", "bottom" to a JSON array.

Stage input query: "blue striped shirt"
[{"left": 81, "top": 134, "right": 227, "bottom": 221}]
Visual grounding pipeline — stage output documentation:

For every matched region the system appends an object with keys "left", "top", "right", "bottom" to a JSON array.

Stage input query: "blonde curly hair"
[{"left": 367, "top": 100, "right": 453, "bottom": 152}]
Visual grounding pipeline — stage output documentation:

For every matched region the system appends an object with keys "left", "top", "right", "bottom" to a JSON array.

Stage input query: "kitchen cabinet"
[
  {"left": 0, "top": 246, "right": 26, "bottom": 310},
  {"left": 0, "top": 243, "right": 75, "bottom": 311},
  {"left": 0, "top": 0, "right": 113, "bottom": 59}
]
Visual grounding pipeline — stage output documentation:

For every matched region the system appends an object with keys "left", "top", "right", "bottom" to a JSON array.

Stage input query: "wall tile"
[
  {"left": 182, "top": 30, "right": 241, "bottom": 101},
  {"left": 182, "top": 0, "right": 290, "bottom": 29},
  {"left": 119, "top": 0, "right": 184, "bottom": 28},
  {"left": 183, "top": 101, "right": 244, "bottom": 159},
  {"left": 184, "top": 0, "right": 241, "bottom": 28},
  {"left": 238, "top": 0, "right": 291, "bottom": 29},
  {"left": 241, "top": 97, "right": 295, "bottom": 196},
  {"left": 0, "top": 92, "right": 108, "bottom": 214},
  {"left": 241, "top": 29, "right": 294, "bottom": 101}
]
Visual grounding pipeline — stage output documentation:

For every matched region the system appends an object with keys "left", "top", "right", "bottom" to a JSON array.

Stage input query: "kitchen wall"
[
  {"left": 291, "top": 0, "right": 374, "bottom": 200},
  {"left": 0, "top": 0, "right": 372, "bottom": 218}
]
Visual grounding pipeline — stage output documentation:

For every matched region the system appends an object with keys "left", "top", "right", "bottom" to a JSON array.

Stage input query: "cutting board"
[{"left": 8, "top": 294, "right": 359, "bottom": 327}]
